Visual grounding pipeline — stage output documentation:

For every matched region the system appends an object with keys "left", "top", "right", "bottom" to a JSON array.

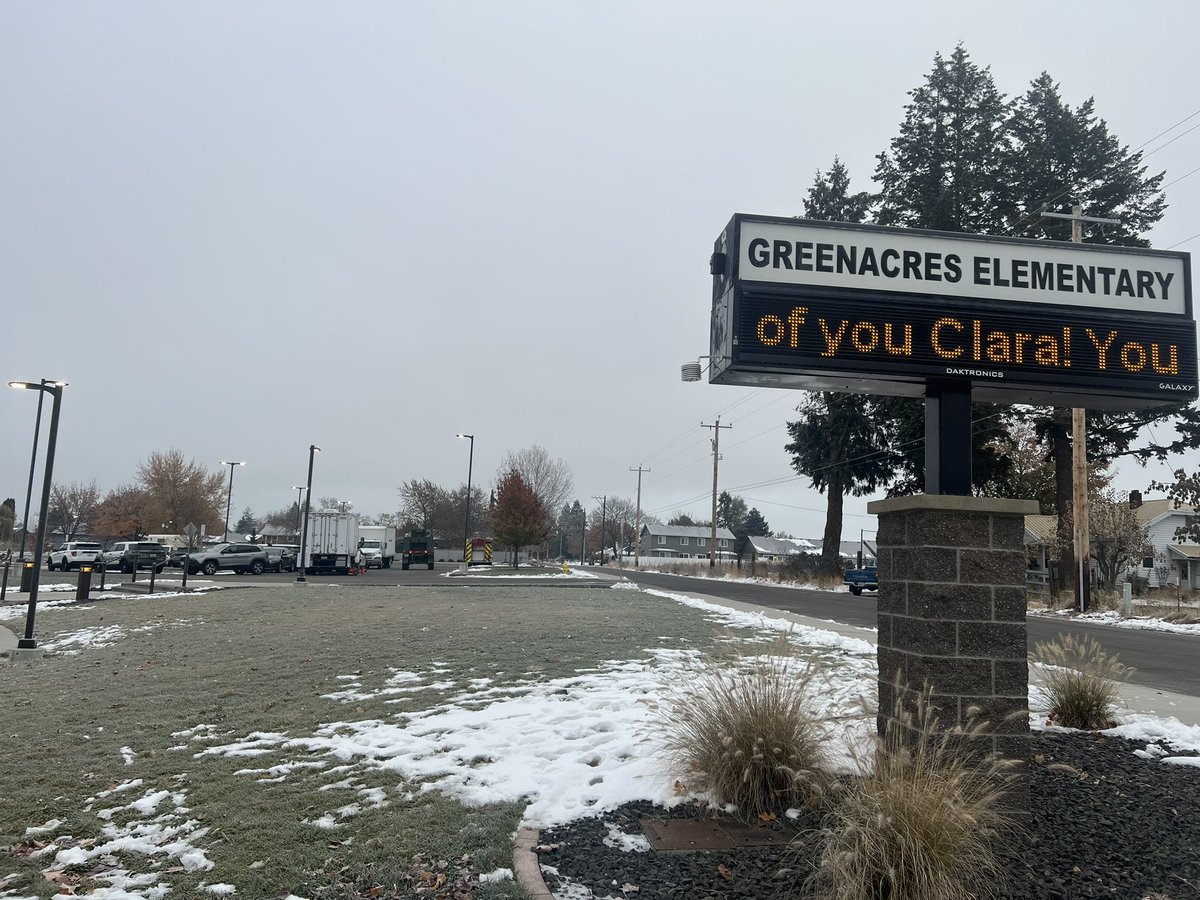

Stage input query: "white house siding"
[{"left": 1131, "top": 512, "right": 1197, "bottom": 588}]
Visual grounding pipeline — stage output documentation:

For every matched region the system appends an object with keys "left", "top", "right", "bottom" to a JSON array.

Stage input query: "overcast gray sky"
[{"left": 3, "top": 1, "right": 1198, "bottom": 539}]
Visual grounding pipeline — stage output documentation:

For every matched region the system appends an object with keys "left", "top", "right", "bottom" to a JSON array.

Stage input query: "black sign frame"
[{"left": 710, "top": 215, "right": 1197, "bottom": 411}]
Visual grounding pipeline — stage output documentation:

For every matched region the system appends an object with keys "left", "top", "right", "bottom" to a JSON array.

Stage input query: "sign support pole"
[{"left": 924, "top": 380, "right": 973, "bottom": 495}]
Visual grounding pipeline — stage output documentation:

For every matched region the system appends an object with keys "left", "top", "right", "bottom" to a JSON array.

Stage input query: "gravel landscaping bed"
[{"left": 538, "top": 731, "right": 1200, "bottom": 899}]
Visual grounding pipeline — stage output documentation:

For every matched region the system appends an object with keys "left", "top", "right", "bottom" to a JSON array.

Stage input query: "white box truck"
[
  {"left": 357, "top": 525, "right": 396, "bottom": 569},
  {"left": 306, "top": 511, "right": 360, "bottom": 575}
]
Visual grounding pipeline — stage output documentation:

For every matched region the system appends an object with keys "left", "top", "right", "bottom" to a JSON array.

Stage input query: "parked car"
[
  {"left": 843, "top": 565, "right": 879, "bottom": 595},
  {"left": 46, "top": 541, "right": 103, "bottom": 571},
  {"left": 263, "top": 545, "right": 296, "bottom": 573},
  {"left": 187, "top": 543, "right": 269, "bottom": 576},
  {"left": 100, "top": 541, "right": 169, "bottom": 574},
  {"left": 166, "top": 547, "right": 193, "bottom": 568}
]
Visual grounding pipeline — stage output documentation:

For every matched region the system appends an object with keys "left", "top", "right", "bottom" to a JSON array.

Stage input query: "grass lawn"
[{"left": 0, "top": 581, "right": 772, "bottom": 899}]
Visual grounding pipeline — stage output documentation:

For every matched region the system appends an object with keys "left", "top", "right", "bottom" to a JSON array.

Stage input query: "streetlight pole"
[
  {"left": 220, "top": 460, "right": 245, "bottom": 542},
  {"left": 17, "top": 379, "right": 50, "bottom": 564},
  {"left": 296, "top": 445, "right": 319, "bottom": 582},
  {"left": 457, "top": 433, "right": 474, "bottom": 568},
  {"left": 9, "top": 380, "right": 67, "bottom": 650},
  {"left": 292, "top": 486, "right": 306, "bottom": 542}
]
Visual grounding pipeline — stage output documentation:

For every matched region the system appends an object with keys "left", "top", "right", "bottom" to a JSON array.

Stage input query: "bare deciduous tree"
[
  {"left": 499, "top": 446, "right": 573, "bottom": 522},
  {"left": 1090, "top": 490, "right": 1149, "bottom": 589},
  {"left": 398, "top": 479, "right": 448, "bottom": 532},
  {"left": 48, "top": 480, "right": 101, "bottom": 541}
]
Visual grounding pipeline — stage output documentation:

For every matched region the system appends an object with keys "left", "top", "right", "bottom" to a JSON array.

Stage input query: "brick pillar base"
[{"left": 868, "top": 495, "right": 1039, "bottom": 814}]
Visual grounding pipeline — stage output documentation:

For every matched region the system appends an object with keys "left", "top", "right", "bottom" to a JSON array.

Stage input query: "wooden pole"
[
  {"left": 1069, "top": 205, "right": 1092, "bottom": 612},
  {"left": 631, "top": 465, "right": 650, "bottom": 569},
  {"left": 701, "top": 418, "right": 733, "bottom": 567}
]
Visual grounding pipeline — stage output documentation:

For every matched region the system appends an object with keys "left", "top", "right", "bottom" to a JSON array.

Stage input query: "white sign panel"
[{"left": 737, "top": 220, "right": 1187, "bottom": 316}]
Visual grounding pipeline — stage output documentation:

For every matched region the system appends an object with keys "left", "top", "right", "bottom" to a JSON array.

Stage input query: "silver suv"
[
  {"left": 46, "top": 541, "right": 102, "bottom": 571},
  {"left": 101, "top": 541, "right": 169, "bottom": 573},
  {"left": 187, "top": 543, "right": 268, "bottom": 576}
]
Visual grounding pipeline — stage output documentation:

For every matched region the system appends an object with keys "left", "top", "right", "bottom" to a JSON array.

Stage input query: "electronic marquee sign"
[{"left": 708, "top": 215, "right": 1196, "bottom": 410}]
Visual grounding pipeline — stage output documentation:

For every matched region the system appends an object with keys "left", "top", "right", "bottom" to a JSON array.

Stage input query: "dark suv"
[
  {"left": 186, "top": 543, "right": 269, "bottom": 576},
  {"left": 101, "top": 541, "right": 168, "bottom": 574}
]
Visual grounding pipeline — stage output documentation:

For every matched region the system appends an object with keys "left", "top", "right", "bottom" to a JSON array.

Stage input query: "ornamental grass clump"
[
  {"left": 1033, "top": 633, "right": 1131, "bottom": 730},
  {"left": 805, "top": 686, "right": 1021, "bottom": 900},
  {"left": 656, "top": 650, "right": 833, "bottom": 819}
]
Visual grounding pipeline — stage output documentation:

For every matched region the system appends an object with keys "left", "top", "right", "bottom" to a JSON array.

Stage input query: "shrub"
[
  {"left": 1032, "top": 633, "right": 1131, "bottom": 730},
  {"left": 655, "top": 649, "right": 832, "bottom": 818},
  {"left": 806, "top": 686, "right": 1021, "bottom": 900}
]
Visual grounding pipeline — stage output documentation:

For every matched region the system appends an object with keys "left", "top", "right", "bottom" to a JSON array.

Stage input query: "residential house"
[
  {"left": 803, "top": 539, "right": 875, "bottom": 566},
  {"left": 1023, "top": 514, "right": 1057, "bottom": 587},
  {"left": 639, "top": 523, "right": 737, "bottom": 559},
  {"left": 737, "top": 535, "right": 818, "bottom": 570},
  {"left": 1130, "top": 497, "right": 1199, "bottom": 589},
  {"left": 1023, "top": 498, "right": 1199, "bottom": 590}
]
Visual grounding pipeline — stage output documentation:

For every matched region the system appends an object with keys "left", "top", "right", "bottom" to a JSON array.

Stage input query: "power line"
[{"left": 1009, "top": 108, "right": 1200, "bottom": 235}]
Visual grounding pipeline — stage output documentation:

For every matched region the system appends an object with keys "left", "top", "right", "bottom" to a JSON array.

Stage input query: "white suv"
[{"left": 47, "top": 541, "right": 103, "bottom": 571}]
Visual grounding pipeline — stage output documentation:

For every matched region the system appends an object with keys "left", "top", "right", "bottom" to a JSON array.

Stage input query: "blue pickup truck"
[{"left": 843, "top": 565, "right": 878, "bottom": 595}]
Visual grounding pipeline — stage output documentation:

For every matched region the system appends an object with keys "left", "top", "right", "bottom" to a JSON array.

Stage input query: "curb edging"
[{"left": 513, "top": 826, "right": 554, "bottom": 899}]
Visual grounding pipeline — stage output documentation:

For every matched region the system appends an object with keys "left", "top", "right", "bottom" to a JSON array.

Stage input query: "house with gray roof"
[{"left": 639, "top": 523, "right": 737, "bottom": 558}]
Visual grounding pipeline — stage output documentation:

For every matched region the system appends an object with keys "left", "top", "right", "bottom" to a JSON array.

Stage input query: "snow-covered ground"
[
  {"left": 1028, "top": 606, "right": 1200, "bottom": 636},
  {"left": 3, "top": 582, "right": 1200, "bottom": 900}
]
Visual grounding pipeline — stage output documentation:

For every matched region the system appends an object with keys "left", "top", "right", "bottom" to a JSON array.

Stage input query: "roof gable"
[{"left": 642, "top": 523, "right": 738, "bottom": 541}]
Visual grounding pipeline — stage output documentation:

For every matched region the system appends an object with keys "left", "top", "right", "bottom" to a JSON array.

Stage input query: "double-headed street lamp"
[
  {"left": 296, "top": 445, "right": 320, "bottom": 583},
  {"left": 16, "top": 379, "right": 60, "bottom": 565},
  {"left": 9, "top": 379, "right": 67, "bottom": 650},
  {"left": 457, "top": 434, "right": 474, "bottom": 566},
  {"left": 220, "top": 460, "right": 246, "bottom": 542}
]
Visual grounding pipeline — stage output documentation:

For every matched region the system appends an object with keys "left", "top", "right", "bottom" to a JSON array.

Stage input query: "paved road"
[{"left": 614, "top": 569, "right": 1200, "bottom": 699}]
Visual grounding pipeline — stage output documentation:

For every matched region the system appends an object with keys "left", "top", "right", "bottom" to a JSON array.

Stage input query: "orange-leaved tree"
[{"left": 490, "top": 470, "right": 550, "bottom": 568}]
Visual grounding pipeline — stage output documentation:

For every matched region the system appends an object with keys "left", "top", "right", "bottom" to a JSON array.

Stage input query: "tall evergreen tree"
[
  {"left": 742, "top": 508, "right": 770, "bottom": 539},
  {"left": 786, "top": 393, "right": 896, "bottom": 575},
  {"left": 1005, "top": 73, "right": 1166, "bottom": 245},
  {"left": 801, "top": 157, "right": 872, "bottom": 223},
  {"left": 874, "top": 45, "right": 1011, "bottom": 234},
  {"left": 788, "top": 157, "right": 892, "bottom": 574},
  {"left": 1000, "top": 71, "right": 1193, "bottom": 590},
  {"left": 716, "top": 491, "right": 748, "bottom": 536}
]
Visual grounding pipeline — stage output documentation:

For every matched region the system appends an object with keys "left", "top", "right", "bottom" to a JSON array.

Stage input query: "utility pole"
[
  {"left": 1041, "top": 204, "right": 1118, "bottom": 613},
  {"left": 630, "top": 466, "right": 650, "bottom": 569},
  {"left": 701, "top": 418, "right": 733, "bottom": 568},
  {"left": 592, "top": 495, "right": 607, "bottom": 564}
]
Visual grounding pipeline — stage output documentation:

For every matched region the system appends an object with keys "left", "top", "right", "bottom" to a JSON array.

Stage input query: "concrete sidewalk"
[{"left": 0, "top": 620, "right": 17, "bottom": 658}]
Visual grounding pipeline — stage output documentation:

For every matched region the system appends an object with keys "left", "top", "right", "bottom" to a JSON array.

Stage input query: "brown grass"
[
  {"left": 805, "top": 686, "right": 1022, "bottom": 900},
  {"left": 1032, "top": 633, "right": 1131, "bottom": 730},
  {"left": 655, "top": 648, "right": 833, "bottom": 819}
]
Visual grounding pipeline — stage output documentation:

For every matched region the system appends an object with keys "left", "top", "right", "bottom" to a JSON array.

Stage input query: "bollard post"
[
  {"left": 97, "top": 559, "right": 107, "bottom": 590},
  {"left": 76, "top": 565, "right": 92, "bottom": 601},
  {"left": 131, "top": 560, "right": 137, "bottom": 583},
  {"left": 1121, "top": 581, "right": 1134, "bottom": 617},
  {"left": 149, "top": 564, "right": 156, "bottom": 592},
  {"left": 20, "top": 561, "right": 34, "bottom": 593},
  {"left": 1, "top": 558, "right": 9, "bottom": 604}
]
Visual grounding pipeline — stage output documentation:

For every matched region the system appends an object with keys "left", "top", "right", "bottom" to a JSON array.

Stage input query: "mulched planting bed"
[{"left": 538, "top": 731, "right": 1200, "bottom": 899}]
